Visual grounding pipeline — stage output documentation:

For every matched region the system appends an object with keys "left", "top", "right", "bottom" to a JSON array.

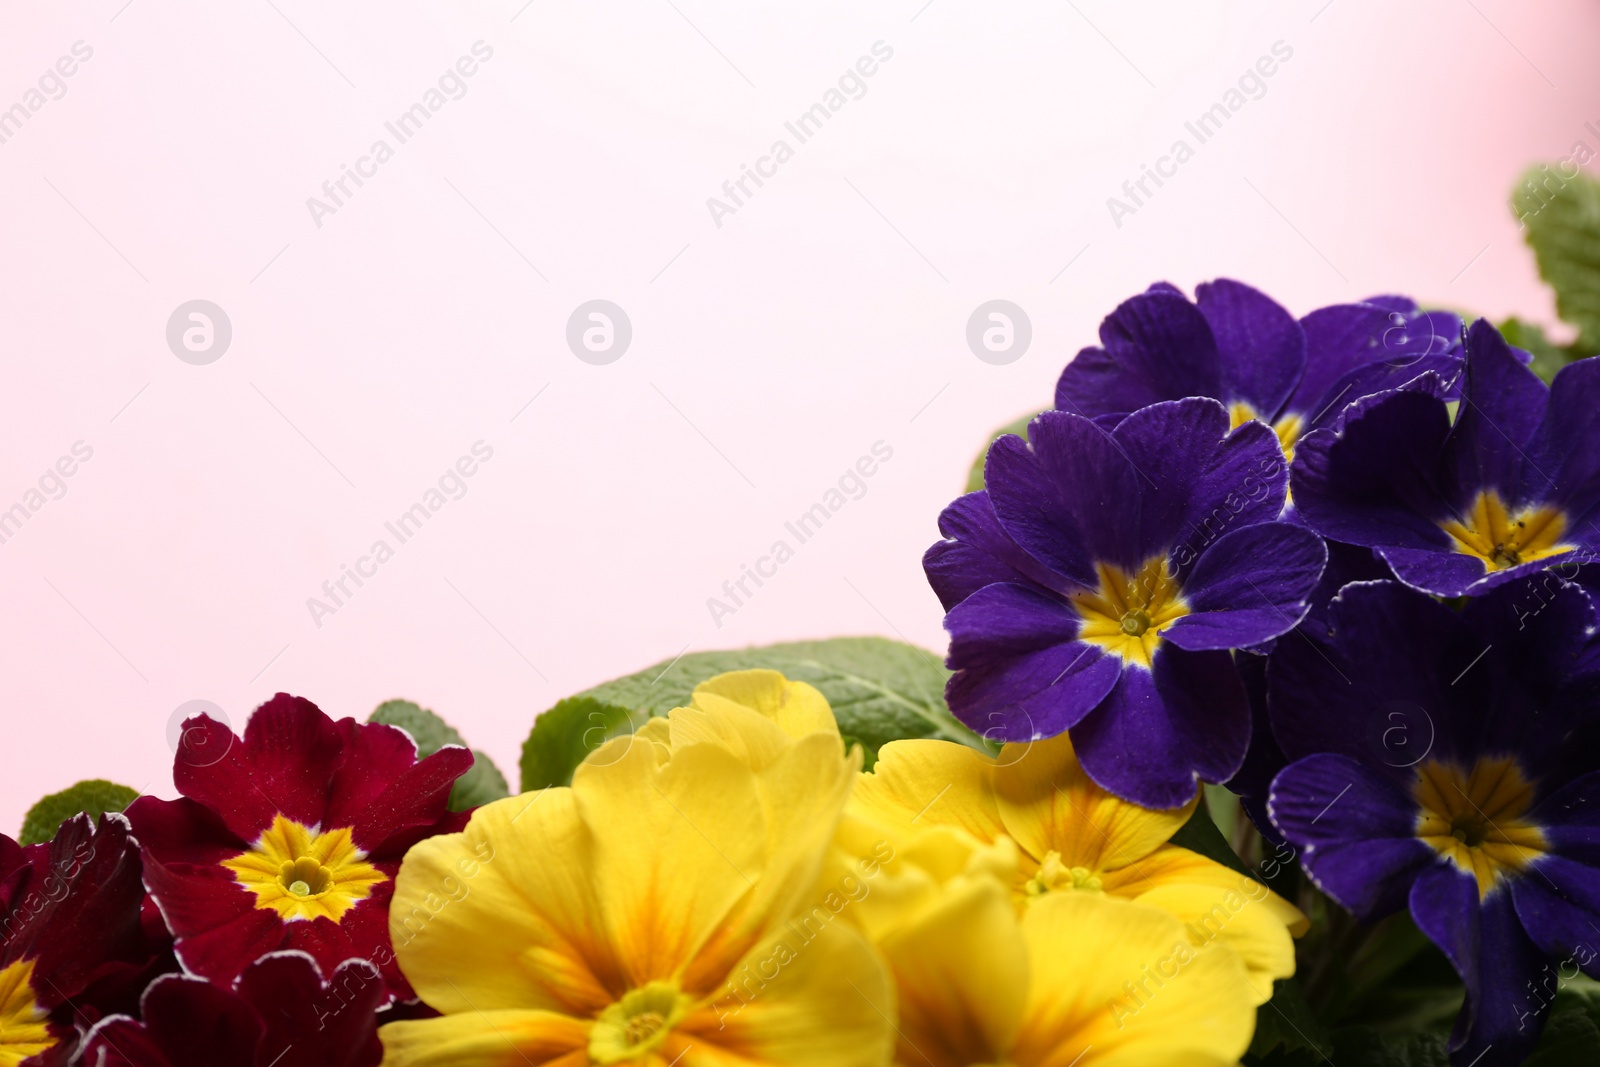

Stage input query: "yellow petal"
[
  {"left": 875, "top": 875, "right": 1028, "bottom": 1067},
  {"left": 832, "top": 808, "right": 1019, "bottom": 944},
  {"left": 1123, "top": 882, "right": 1297, "bottom": 1006},
  {"left": 389, "top": 790, "right": 621, "bottom": 1017},
  {"left": 851, "top": 739, "right": 1007, "bottom": 844},
  {"left": 574, "top": 736, "right": 771, "bottom": 990},
  {"left": 664, "top": 699, "right": 811, "bottom": 774},
  {"left": 1100, "top": 845, "right": 1310, "bottom": 935},
  {"left": 682, "top": 732, "right": 860, "bottom": 989},
  {"left": 379, "top": 1009, "right": 589, "bottom": 1066},
  {"left": 1012, "top": 893, "right": 1255, "bottom": 1067},
  {"left": 0, "top": 960, "right": 54, "bottom": 1064},
  {"left": 993, "top": 733, "right": 1196, "bottom": 873},
  {"left": 678, "top": 918, "right": 895, "bottom": 1067},
  {"left": 635, "top": 716, "right": 674, "bottom": 747},
  {"left": 691, "top": 670, "right": 840, "bottom": 740}
]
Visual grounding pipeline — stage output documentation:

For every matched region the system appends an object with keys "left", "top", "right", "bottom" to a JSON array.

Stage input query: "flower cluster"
[
  {"left": 380, "top": 669, "right": 1304, "bottom": 1066},
  {"left": 11, "top": 277, "right": 1597, "bottom": 1067},
  {"left": 0, "top": 695, "right": 473, "bottom": 1066},
  {"left": 927, "top": 279, "right": 1600, "bottom": 1066}
]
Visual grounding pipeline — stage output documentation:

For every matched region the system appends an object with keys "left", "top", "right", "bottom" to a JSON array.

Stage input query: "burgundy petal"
[
  {"left": 342, "top": 744, "right": 475, "bottom": 856},
  {"left": 1, "top": 815, "right": 148, "bottom": 1009},
  {"left": 240, "top": 953, "right": 385, "bottom": 1067},
  {"left": 123, "top": 795, "right": 241, "bottom": 865},
  {"left": 175, "top": 695, "right": 344, "bottom": 842}
]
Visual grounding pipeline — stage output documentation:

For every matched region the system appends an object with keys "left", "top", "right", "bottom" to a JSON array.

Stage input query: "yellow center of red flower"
[
  {"left": 1070, "top": 558, "right": 1189, "bottom": 669},
  {"left": 0, "top": 960, "right": 53, "bottom": 1067},
  {"left": 1414, "top": 757, "right": 1547, "bottom": 899},
  {"left": 1440, "top": 491, "right": 1571, "bottom": 571},
  {"left": 1229, "top": 402, "right": 1304, "bottom": 463},
  {"left": 221, "top": 814, "right": 386, "bottom": 922}
]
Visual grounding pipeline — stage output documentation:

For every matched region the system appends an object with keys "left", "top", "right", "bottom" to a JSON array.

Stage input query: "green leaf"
[
  {"left": 20, "top": 779, "right": 140, "bottom": 845},
  {"left": 1319, "top": 1026, "right": 1450, "bottom": 1067},
  {"left": 1527, "top": 985, "right": 1600, "bottom": 1066},
  {"left": 521, "top": 636, "right": 986, "bottom": 791},
  {"left": 1248, "top": 979, "right": 1335, "bottom": 1064},
  {"left": 1515, "top": 165, "right": 1600, "bottom": 355},
  {"left": 518, "top": 695, "right": 652, "bottom": 794},
  {"left": 1500, "top": 317, "right": 1589, "bottom": 385},
  {"left": 965, "top": 411, "right": 1039, "bottom": 493},
  {"left": 369, "top": 699, "right": 509, "bottom": 812},
  {"left": 1168, "top": 792, "right": 1251, "bottom": 877}
]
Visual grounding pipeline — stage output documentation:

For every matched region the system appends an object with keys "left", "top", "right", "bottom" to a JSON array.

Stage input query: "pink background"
[{"left": 2, "top": 0, "right": 1596, "bottom": 830}]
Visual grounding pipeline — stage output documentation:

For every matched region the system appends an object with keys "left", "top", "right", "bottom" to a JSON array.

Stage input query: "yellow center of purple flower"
[
  {"left": 1070, "top": 558, "right": 1189, "bottom": 669},
  {"left": 1414, "top": 757, "right": 1547, "bottom": 899},
  {"left": 1229, "top": 402, "right": 1304, "bottom": 463},
  {"left": 0, "top": 960, "right": 53, "bottom": 1066},
  {"left": 1440, "top": 491, "right": 1572, "bottom": 571},
  {"left": 221, "top": 814, "right": 387, "bottom": 922}
]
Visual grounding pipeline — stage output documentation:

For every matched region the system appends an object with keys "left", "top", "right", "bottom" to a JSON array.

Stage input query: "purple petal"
[
  {"left": 986, "top": 412, "right": 1137, "bottom": 578},
  {"left": 1378, "top": 544, "right": 1494, "bottom": 598},
  {"left": 1297, "top": 348, "right": 1464, "bottom": 438},
  {"left": 1301, "top": 539, "right": 1395, "bottom": 633},
  {"left": 943, "top": 583, "right": 1120, "bottom": 741},
  {"left": 1195, "top": 278, "right": 1305, "bottom": 418},
  {"left": 1268, "top": 754, "right": 1436, "bottom": 918},
  {"left": 1070, "top": 646, "right": 1249, "bottom": 809},
  {"left": 923, "top": 491, "right": 1066, "bottom": 611},
  {"left": 1361, "top": 295, "right": 1420, "bottom": 314},
  {"left": 1113, "top": 398, "right": 1288, "bottom": 568},
  {"left": 1531, "top": 355, "right": 1600, "bottom": 526},
  {"left": 1536, "top": 770, "right": 1600, "bottom": 867},
  {"left": 1267, "top": 580, "right": 1477, "bottom": 771},
  {"left": 1054, "top": 288, "right": 1221, "bottom": 419},
  {"left": 1410, "top": 865, "right": 1548, "bottom": 1067},
  {"left": 1291, "top": 380, "right": 1459, "bottom": 559},
  {"left": 1445, "top": 320, "right": 1549, "bottom": 508},
  {"left": 1163, "top": 523, "right": 1325, "bottom": 650},
  {"left": 1459, "top": 579, "right": 1600, "bottom": 773},
  {"left": 1511, "top": 855, "right": 1600, "bottom": 979},
  {"left": 1291, "top": 303, "right": 1402, "bottom": 414}
]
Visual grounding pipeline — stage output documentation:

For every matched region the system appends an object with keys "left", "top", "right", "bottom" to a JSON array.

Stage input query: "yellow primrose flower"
[
  {"left": 622, "top": 669, "right": 843, "bottom": 764},
  {"left": 379, "top": 674, "right": 894, "bottom": 1067},
  {"left": 878, "top": 871, "right": 1256, "bottom": 1067},
  {"left": 848, "top": 732, "right": 1308, "bottom": 1005}
]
